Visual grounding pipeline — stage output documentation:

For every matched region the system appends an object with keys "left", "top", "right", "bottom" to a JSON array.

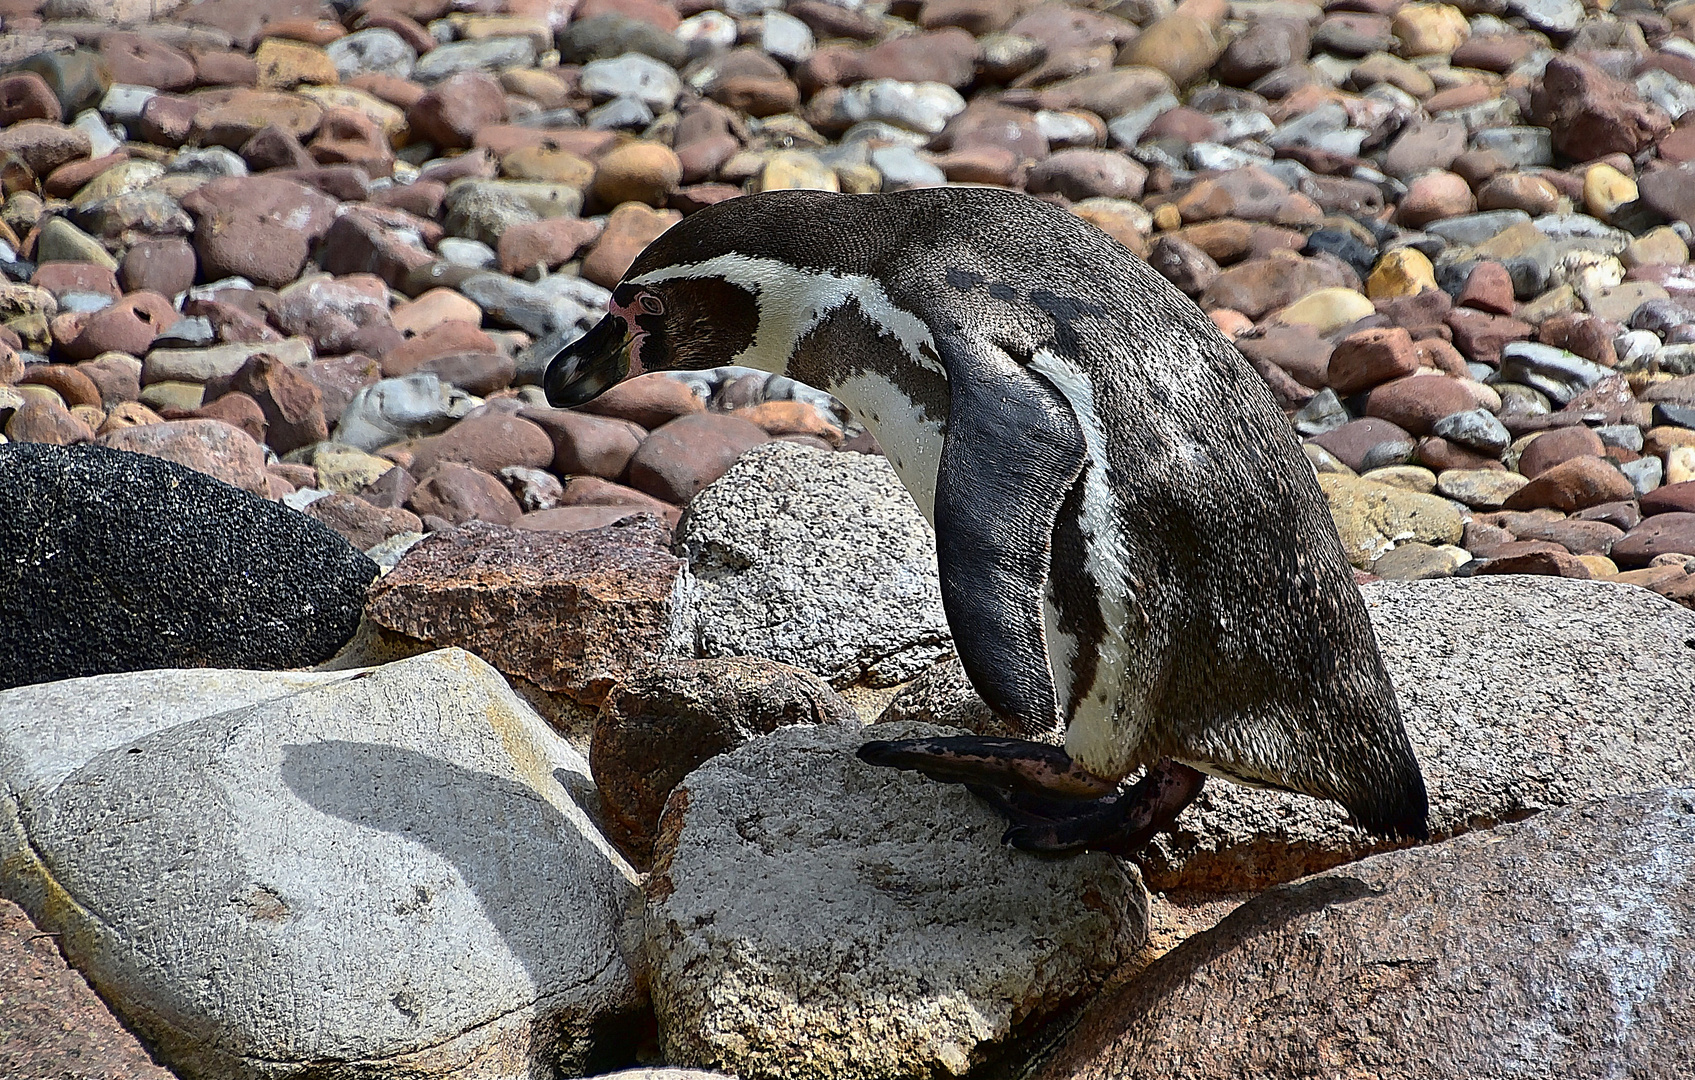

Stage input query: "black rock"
[
  {"left": 1655, "top": 402, "right": 1695, "bottom": 430},
  {"left": 0, "top": 443, "right": 377, "bottom": 691},
  {"left": 1304, "top": 227, "right": 1377, "bottom": 278}
]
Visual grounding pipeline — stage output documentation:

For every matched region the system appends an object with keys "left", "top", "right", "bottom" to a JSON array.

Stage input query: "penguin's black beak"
[{"left": 545, "top": 314, "right": 630, "bottom": 409}]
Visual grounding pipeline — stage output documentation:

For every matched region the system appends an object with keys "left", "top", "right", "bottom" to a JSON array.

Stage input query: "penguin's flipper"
[{"left": 930, "top": 330, "right": 1088, "bottom": 736}]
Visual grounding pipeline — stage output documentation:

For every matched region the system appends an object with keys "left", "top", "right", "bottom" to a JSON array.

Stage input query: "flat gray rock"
[
  {"left": 0, "top": 650, "right": 641, "bottom": 1080},
  {"left": 677, "top": 442, "right": 952, "bottom": 687},
  {"left": 1036, "top": 787, "right": 1695, "bottom": 1080},
  {"left": 643, "top": 721, "right": 1146, "bottom": 1080}
]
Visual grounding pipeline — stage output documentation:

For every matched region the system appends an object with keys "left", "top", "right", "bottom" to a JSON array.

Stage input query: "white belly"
[{"left": 825, "top": 369, "right": 946, "bottom": 526}]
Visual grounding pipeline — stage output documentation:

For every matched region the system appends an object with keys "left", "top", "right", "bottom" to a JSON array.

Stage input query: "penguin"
[{"left": 544, "top": 186, "right": 1429, "bottom": 856}]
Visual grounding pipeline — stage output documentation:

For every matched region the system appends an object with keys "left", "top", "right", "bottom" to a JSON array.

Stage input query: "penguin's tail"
[{"left": 1346, "top": 768, "right": 1430, "bottom": 842}]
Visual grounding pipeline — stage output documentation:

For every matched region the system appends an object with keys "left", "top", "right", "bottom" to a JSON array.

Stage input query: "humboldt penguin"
[{"left": 544, "top": 187, "right": 1428, "bottom": 856}]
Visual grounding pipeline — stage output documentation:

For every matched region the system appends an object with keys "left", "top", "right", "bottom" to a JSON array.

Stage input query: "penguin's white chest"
[{"left": 824, "top": 370, "right": 946, "bottom": 525}]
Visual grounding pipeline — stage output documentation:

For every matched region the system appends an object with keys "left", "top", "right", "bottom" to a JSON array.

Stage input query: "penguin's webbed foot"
[
  {"left": 855, "top": 736, "right": 1117, "bottom": 799},
  {"left": 857, "top": 736, "right": 1206, "bottom": 858},
  {"left": 971, "top": 760, "right": 1207, "bottom": 858}
]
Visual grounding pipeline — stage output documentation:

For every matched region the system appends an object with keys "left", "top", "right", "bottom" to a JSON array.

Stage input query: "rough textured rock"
[
  {"left": 0, "top": 443, "right": 375, "bottom": 691},
  {"left": 645, "top": 722, "right": 1147, "bottom": 1080},
  {"left": 365, "top": 516, "right": 694, "bottom": 705},
  {"left": 677, "top": 443, "right": 950, "bottom": 687},
  {"left": 590, "top": 656, "right": 860, "bottom": 867},
  {"left": 0, "top": 897, "right": 174, "bottom": 1080},
  {"left": 874, "top": 655, "right": 1009, "bottom": 737},
  {"left": 890, "top": 577, "right": 1695, "bottom": 893},
  {"left": 1035, "top": 787, "right": 1695, "bottom": 1080},
  {"left": 0, "top": 650, "right": 642, "bottom": 1080},
  {"left": 1144, "top": 576, "right": 1695, "bottom": 891}
]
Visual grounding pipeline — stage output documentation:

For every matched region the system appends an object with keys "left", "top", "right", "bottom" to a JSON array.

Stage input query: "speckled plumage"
[{"left": 549, "top": 187, "right": 1428, "bottom": 837}]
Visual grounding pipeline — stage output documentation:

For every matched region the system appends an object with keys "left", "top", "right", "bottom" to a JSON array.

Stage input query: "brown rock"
[
  {"left": 78, "top": 355, "right": 143, "bottom": 406},
  {"left": 514, "top": 505, "right": 663, "bottom": 532},
  {"left": 520, "top": 406, "right": 647, "bottom": 479},
  {"left": 63, "top": 291, "right": 176, "bottom": 362},
  {"left": 798, "top": 29, "right": 978, "bottom": 92},
  {"left": 1035, "top": 790, "right": 1695, "bottom": 1080},
  {"left": 1638, "top": 163, "right": 1695, "bottom": 231},
  {"left": 1610, "top": 513, "right": 1695, "bottom": 567},
  {"left": 496, "top": 216, "right": 602, "bottom": 276},
  {"left": 1026, "top": 149, "right": 1147, "bottom": 202},
  {"left": 627, "top": 412, "right": 772, "bottom": 504},
  {"left": 1502, "top": 455, "right": 1636, "bottom": 513},
  {"left": 1643, "top": 481, "right": 1695, "bottom": 516},
  {"left": 1174, "top": 165, "right": 1301, "bottom": 225},
  {"left": 1530, "top": 55, "right": 1672, "bottom": 161},
  {"left": 95, "top": 418, "right": 268, "bottom": 494},
  {"left": 4, "top": 396, "right": 94, "bottom": 445},
  {"left": 316, "top": 209, "right": 437, "bottom": 289},
  {"left": 577, "top": 372, "right": 705, "bottom": 430},
  {"left": 1146, "top": 234, "right": 1220, "bottom": 299},
  {"left": 1475, "top": 172, "right": 1561, "bottom": 216},
  {"left": 408, "top": 70, "right": 507, "bottom": 150},
  {"left": 1475, "top": 549, "right": 1593, "bottom": 578},
  {"left": 0, "top": 897, "right": 175, "bottom": 1080},
  {"left": 1537, "top": 314, "right": 1618, "bottom": 368},
  {"left": 1382, "top": 120, "right": 1467, "bottom": 179},
  {"left": 1416, "top": 435, "right": 1506, "bottom": 472},
  {"left": 96, "top": 32, "right": 196, "bottom": 91},
  {"left": 18, "top": 363, "right": 103, "bottom": 409},
  {"left": 580, "top": 202, "right": 680, "bottom": 289},
  {"left": 1445, "top": 307, "right": 1532, "bottom": 365},
  {"left": 381, "top": 322, "right": 498, "bottom": 378},
  {"left": 737, "top": 400, "right": 843, "bottom": 446},
  {"left": 1518, "top": 426, "right": 1607, "bottom": 478},
  {"left": 1307, "top": 417, "right": 1416, "bottom": 472},
  {"left": 1364, "top": 374, "right": 1480, "bottom": 437},
  {"left": 407, "top": 407, "right": 553, "bottom": 477},
  {"left": 0, "top": 73, "right": 59, "bottom": 126},
  {"left": 303, "top": 491, "right": 422, "bottom": 551},
  {"left": 591, "top": 657, "right": 860, "bottom": 868},
  {"left": 1237, "top": 324, "right": 1334, "bottom": 389},
  {"left": 180, "top": 176, "right": 338, "bottom": 288},
  {"left": 230, "top": 352, "right": 328, "bottom": 455},
  {"left": 1198, "top": 254, "right": 1357, "bottom": 319},
  {"left": 308, "top": 106, "right": 394, "bottom": 178},
  {"left": 1457, "top": 260, "right": 1516, "bottom": 315},
  {"left": 192, "top": 390, "right": 268, "bottom": 444},
  {"left": 191, "top": 49, "right": 260, "bottom": 88},
  {"left": 560, "top": 474, "right": 678, "bottom": 518},
  {"left": 1327, "top": 326, "right": 1421, "bottom": 395},
  {"left": 407, "top": 462, "right": 523, "bottom": 525},
  {"left": 118, "top": 237, "right": 197, "bottom": 298},
  {"left": 189, "top": 88, "right": 324, "bottom": 149},
  {"left": 1395, "top": 170, "right": 1475, "bottom": 228},
  {"left": 1215, "top": 17, "right": 1309, "bottom": 87},
  {"left": 364, "top": 516, "right": 689, "bottom": 703}
]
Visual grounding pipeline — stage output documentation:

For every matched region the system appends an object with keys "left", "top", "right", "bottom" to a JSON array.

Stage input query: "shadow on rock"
[{"left": 280, "top": 739, "right": 647, "bottom": 1074}]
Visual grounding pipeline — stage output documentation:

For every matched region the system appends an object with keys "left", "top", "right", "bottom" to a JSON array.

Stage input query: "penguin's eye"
[{"left": 638, "top": 293, "right": 664, "bottom": 316}]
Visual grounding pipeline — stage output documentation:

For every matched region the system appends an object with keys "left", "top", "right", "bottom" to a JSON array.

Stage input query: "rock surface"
[
  {"left": 1036, "top": 787, "right": 1695, "bottom": 1080},
  {"left": 677, "top": 442, "right": 950, "bottom": 687},
  {"left": 0, "top": 443, "right": 374, "bottom": 690},
  {"left": 0, "top": 649, "right": 642, "bottom": 1080},
  {"left": 364, "top": 516, "right": 694, "bottom": 704},
  {"left": 645, "top": 721, "right": 1147, "bottom": 1080}
]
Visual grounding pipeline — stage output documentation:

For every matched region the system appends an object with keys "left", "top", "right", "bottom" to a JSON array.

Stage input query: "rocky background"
[{"left": 3, "top": 0, "right": 1695, "bottom": 1076}]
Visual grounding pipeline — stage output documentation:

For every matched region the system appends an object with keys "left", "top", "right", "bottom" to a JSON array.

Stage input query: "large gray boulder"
[
  {"left": 643, "top": 721, "right": 1146, "bottom": 1080},
  {"left": 677, "top": 442, "right": 951, "bottom": 687},
  {"left": 1034, "top": 787, "right": 1695, "bottom": 1080},
  {"left": 0, "top": 649, "right": 642, "bottom": 1080},
  {"left": 879, "top": 577, "right": 1695, "bottom": 892}
]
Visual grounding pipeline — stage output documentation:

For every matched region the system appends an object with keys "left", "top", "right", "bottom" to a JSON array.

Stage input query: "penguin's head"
[{"left": 544, "top": 271, "right": 766, "bottom": 407}]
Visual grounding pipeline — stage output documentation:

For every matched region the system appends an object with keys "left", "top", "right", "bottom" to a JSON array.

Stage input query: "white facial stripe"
[
  {"left": 628, "top": 254, "right": 945, "bottom": 378},
  {"left": 1028, "top": 348, "right": 1143, "bottom": 776}
]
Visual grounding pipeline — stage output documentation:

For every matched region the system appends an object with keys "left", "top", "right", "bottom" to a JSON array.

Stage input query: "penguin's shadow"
[{"left": 279, "top": 740, "right": 582, "bottom": 986}]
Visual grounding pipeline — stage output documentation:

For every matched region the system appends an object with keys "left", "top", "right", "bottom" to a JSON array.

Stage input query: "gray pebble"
[
  {"left": 414, "top": 36, "right": 538, "bottom": 82},
  {"left": 581, "top": 52, "right": 682, "bottom": 111},
  {"left": 1432, "top": 408, "right": 1510, "bottom": 455},
  {"left": 326, "top": 27, "right": 417, "bottom": 81}
]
